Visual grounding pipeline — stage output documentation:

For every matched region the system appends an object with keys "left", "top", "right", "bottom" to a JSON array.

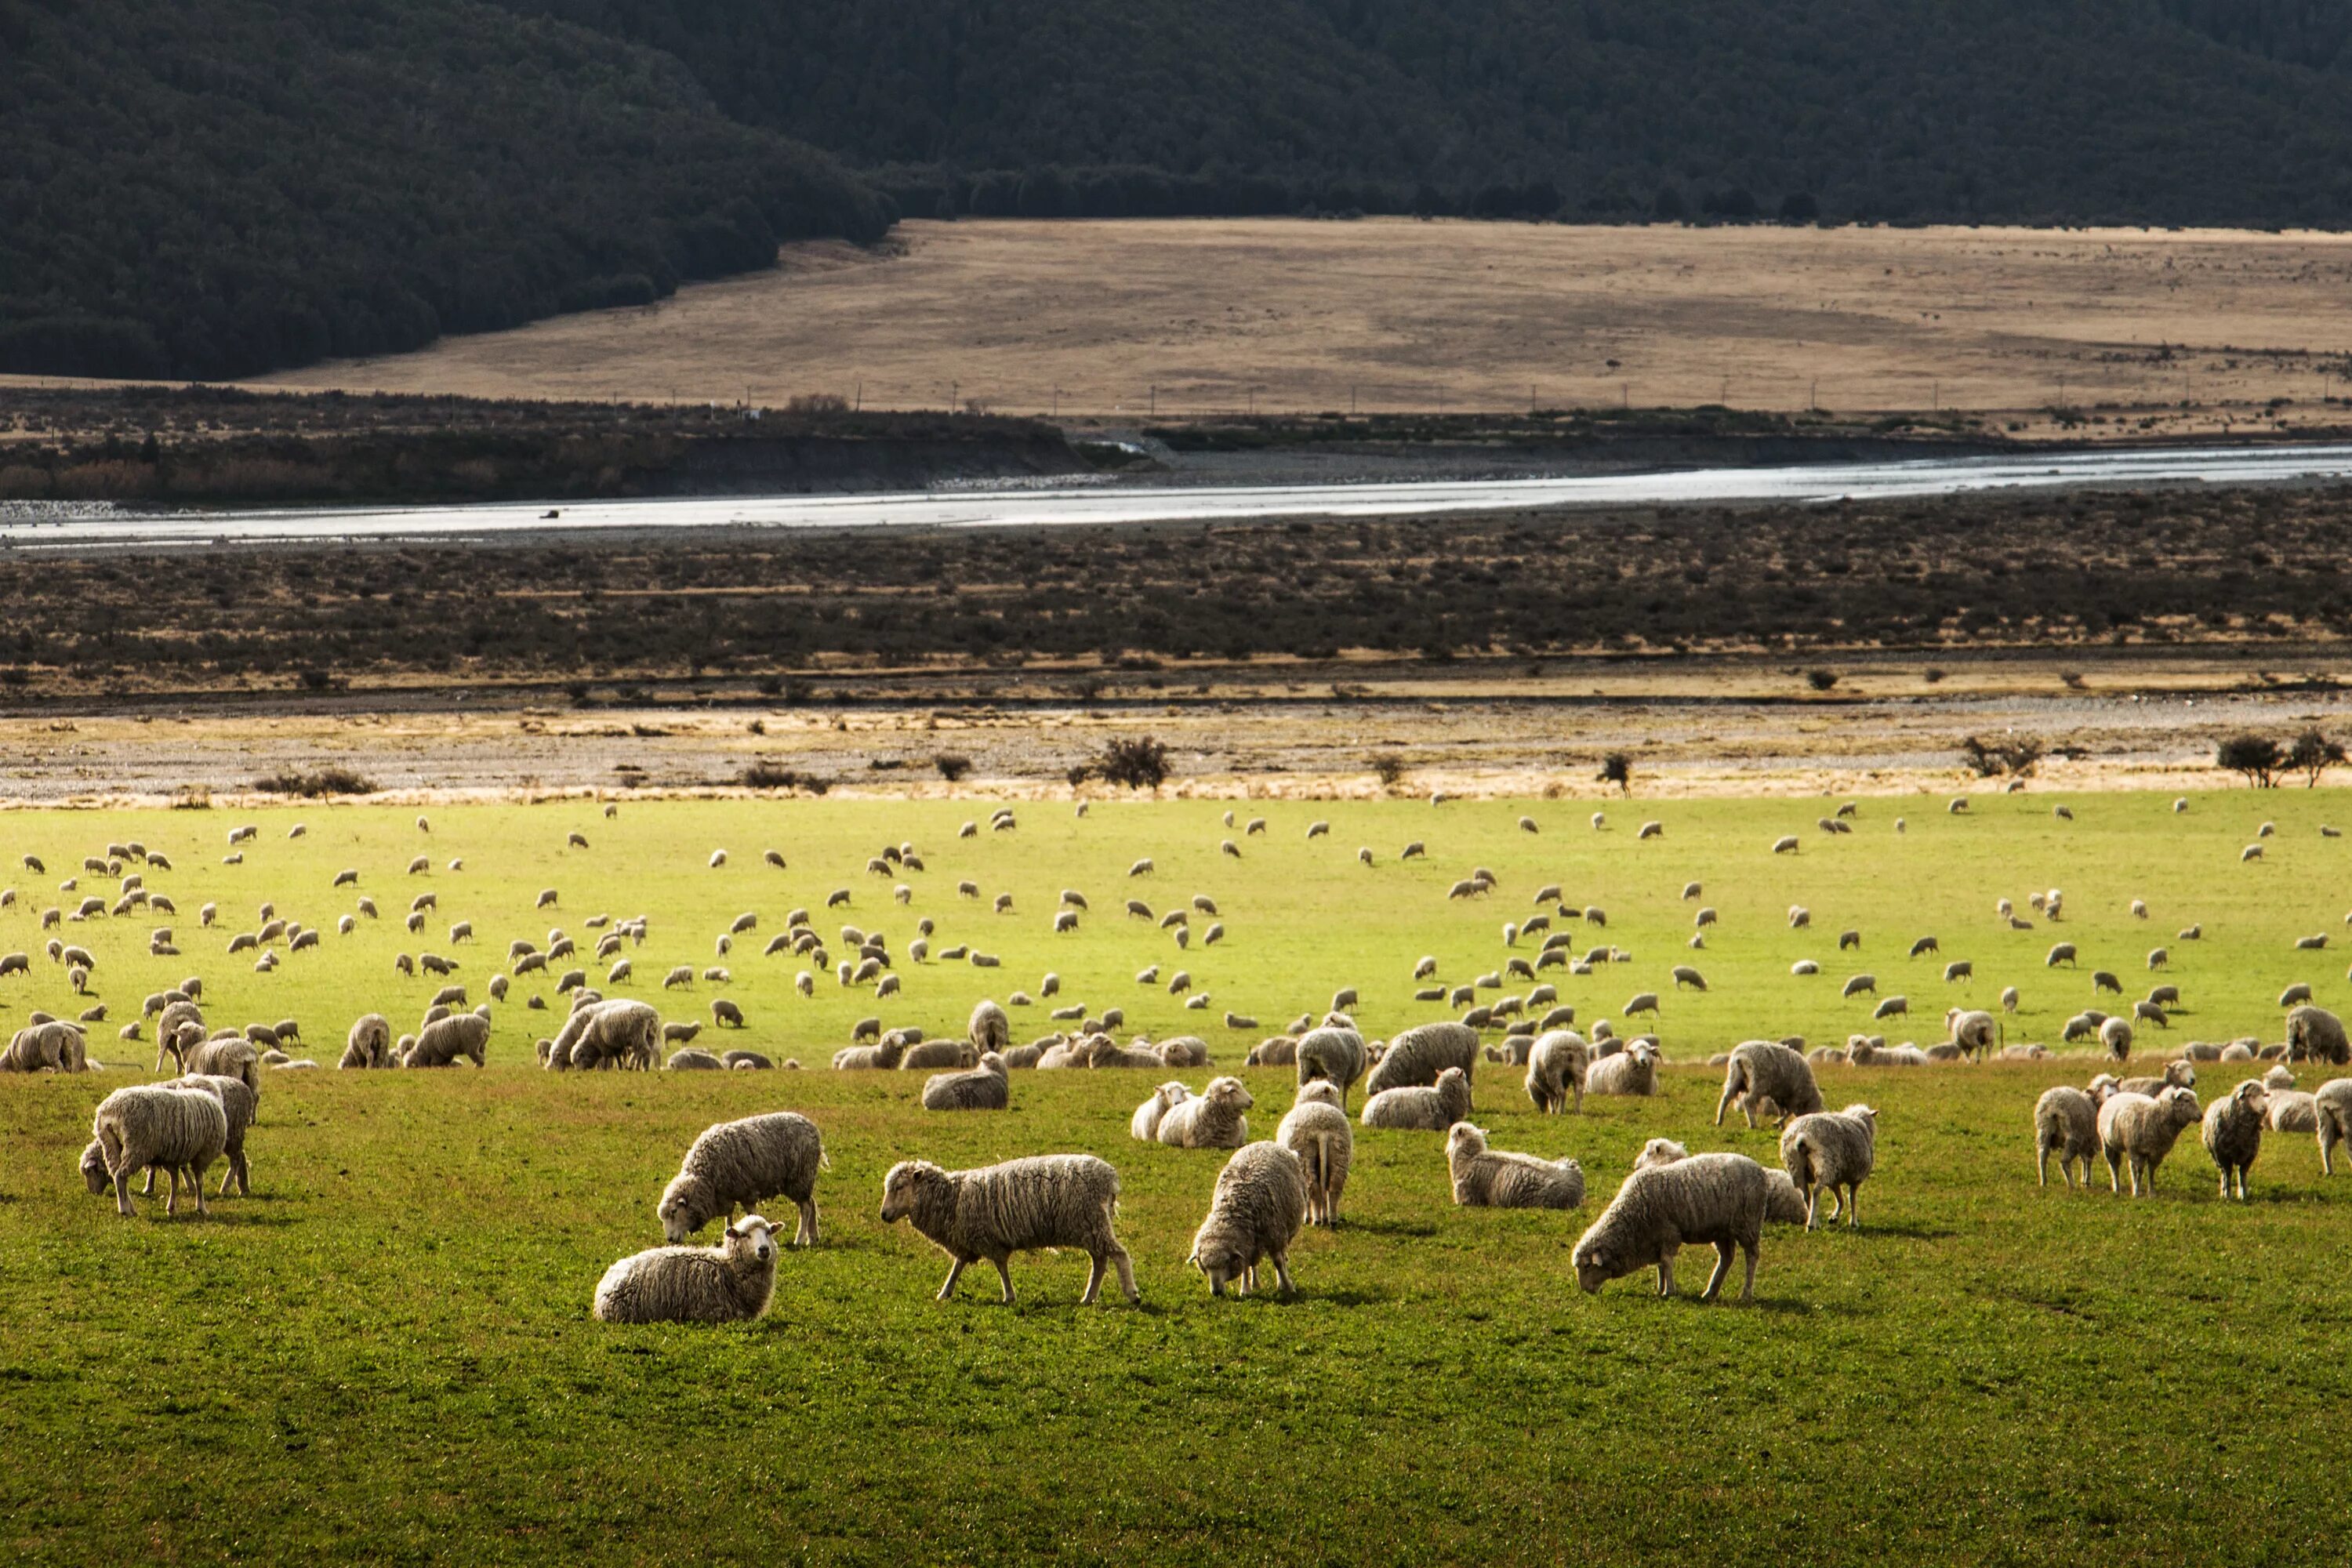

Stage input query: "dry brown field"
[{"left": 251, "top": 218, "right": 2352, "bottom": 434}]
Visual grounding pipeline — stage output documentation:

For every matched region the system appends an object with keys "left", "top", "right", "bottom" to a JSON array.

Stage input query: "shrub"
[
  {"left": 2216, "top": 734, "right": 2284, "bottom": 788},
  {"left": 1597, "top": 752, "right": 1633, "bottom": 793},
  {"left": 1806, "top": 668, "right": 1839, "bottom": 691},
  {"left": 741, "top": 761, "right": 829, "bottom": 794},
  {"left": 2288, "top": 728, "right": 2345, "bottom": 787},
  {"left": 935, "top": 753, "right": 972, "bottom": 782},
  {"left": 251, "top": 767, "right": 376, "bottom": 797},
  {"left": 1094, "top": 735, "right": 1171, "bottom": 792},
  {"left": 1959, "top": 736, "right": 2045, "bottom": 778},
  {"left": 1369, "top": 752, "right": 1408, "bottom": 790}
]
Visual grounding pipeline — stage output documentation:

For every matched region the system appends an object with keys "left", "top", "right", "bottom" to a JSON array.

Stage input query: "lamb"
[
  {"left": 1585, "top": 1041, "right": 1660, "bottom": 1097},
  {"left": 2285, "top": 1004, "right": 2350, "bottom": 1065},
  {"left": 1362, "top": 1021, "right": 1478, "bottom": 1098},
  {"left": 1186, "top": 1142, "right": 1308, "bottom": 1297},
  {"left": 83, "top": 1083, "right": 228, "bottom": 1218},
  {"left": 2318, "top": 1080, "right": 2352, "bottom": 1173},
  {"left": 2098, "top": 1087, "right": 2203, "bottom": 1196},
  {"left": 2201, "top": 1080, "right": 2268, "bottom": 1200},
  {"left": 1361, "top": 1065, "right": 1472, "bottom": 1131},
  {"left": 1157, "top": 1076, "right": 1254, "bottom": 1147},
  {"left": 924, "top": 1053, "right": 1011, "bottom": 1111},
  {"left": 339, "top": 1012, "right": 394, "bottom": 1069},
  {"left": 1779, "top": 1104, "right": 1878, "bottom": 1229},
  {"left": 1524, "top": 1029, "right": 1588, "bottom": 1114},
  {"left": 1446, "top": 1122, "right": 1584, "bottom": 1210},
  {"left": 658, "top": 1111, "right": 826, "bottom": 1243},
  {"left": 2034, "top": 1086, "right": 2102, "bottom": 1189},
  {"left": 405, "top": 1012, "right": 489, "bottom": 1068},
  {"left": 1276, "top": 1080, "right": 1352, "bottom": 1226},
  {"left": 1572, "top": 1153, "right": 1767, "bottom": 1303},
  {"left": 879, "top": 1154, "right": 1138, "bottom": 1305},
  {"left": 1294, "top": 1025, "right": 1367, "bottom": 1102},
  {"left": 1714, "top": 1040, "right": 1824, "bottom": 1127},
  {"left": 592, "top": 1215, "right": 781, "bottom": 1325},
  {"left": 1131, "top": 1081, "right": 1195, "bottom": 1142}
]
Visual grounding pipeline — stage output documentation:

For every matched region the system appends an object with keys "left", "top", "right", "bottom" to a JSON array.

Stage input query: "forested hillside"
[
  {"left": 11, "top": 0, "right": 2352, "bottom": 380},
  {"left": 0, "top": 0, "right": 888, "bottom": 380}
]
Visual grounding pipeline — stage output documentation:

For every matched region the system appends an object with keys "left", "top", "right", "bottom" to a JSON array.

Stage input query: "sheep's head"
[
  {"left": 1294, "top": 1080, "right": 1341, "bottom": 1111},
  {"left": 1446, "top": 1122, "right": 1487, "bottom": 1160},
  {"left": 79, "top": 1139, "right": 110, "bottom": 1194},
  {"left": 657, "top": 1172, "right": 712, "bottom": 1243},
  {"left": 879, "top": 1161, "right": 943, "bottom": 1224},
  {"left": 1571, "top": 1236, "right": 1621, "bottom": 1294},
  {"left": 1208, "top": 1076, "right": 1252, "bottom": 1110},
  {"left": 978, "top": 1052, "right": 1006, "bottom": 1076},
  {"left": 724, "top": 1215, "right": 777, "bottom": 1268},
  {"left": 1633, "top": 1138, "right": 1689, "bottom": 1171},
  {"left": 2232, "top": 1079, "right": 2270, "bottom": 1114},
  {"left": 2159, "top": 1086, "right": 2202, "bottom": 1127},
  {"left": 1187, "top": 1237, "right": 1247, "bottom": 1297}
]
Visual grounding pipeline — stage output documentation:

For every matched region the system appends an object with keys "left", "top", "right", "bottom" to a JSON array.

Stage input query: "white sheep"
[
  {"left": 923, "top": 1054, "right": 1011, "bottom": 1111},
  {"left": 1585, "top": 1041, "right": 1659, "bottom": 1097},
  {"left": 2202, "top": 1080, "right": 2268, "bottom": 1200},
  {"left": 1131, "top": 1081, "right": 1195, "bottom": 1142},
  {"left": 1714, "top": 1040, "right": 1823, "bottom": 1128},
  {"left": 1572, "top": 1153, "right": 1767, "bottom": 1303},
  {"left": 1276, "top": 1080, "right": 1352, "bottom": 1226},
  {"left": 879, "top": 1155, "right": 1138, "bottom": 1305},
  {"left": 659, "top": 1112, "right": 826, "bottom": 1244},
  {"left": 1362, "top": 1021, "right": 1477, "bottom": 1098},
  {"left": 593, "top": 1215, "right": 780, "bottom": 1324},
  {"left": 1361, "top": 1065, "right": 1471, "bottom": 1131},
  {"left": 1157, "top": 1076, "right": 1254, "bottom": 1148},
  {"left": 1523, "top": 1029, "right": 1588, "bottom": 1115},
  {"left": 82, "top": 1084, "right": 228, "bottom": 1218},
  {"left": 2097, "top": 1087, "right": 2202, "bottom": 1196},
  {"left": 2316, "top": 1080, "right": 2352, "bottom": 1173},
  {"left": 1446, "top": 1123, "right": 1584, "bottom": 1210},
  {"left": 1779, "top": 1104, "right": 1878, "bottom": 1229},
  {"left": 1186, "top": 1142, "right": 1308, "bottom": 1297}
]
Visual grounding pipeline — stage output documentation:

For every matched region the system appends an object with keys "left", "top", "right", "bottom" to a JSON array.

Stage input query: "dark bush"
[
  {"left": 251, "top": 766, "right": 375, "bottom": 797},
  {"left": 2218, "top": 733, "right": 2285, "bottom": 788},
  {"left": 1094, "top": 735, "right": 1171, "bottom": 792}
]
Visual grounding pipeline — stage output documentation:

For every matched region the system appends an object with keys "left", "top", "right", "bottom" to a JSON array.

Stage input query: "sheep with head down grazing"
[
  {"left": 1187, "top": 1142, "right": 1308, "bottom": 1298},
  {"left": 1573, "top": 1153, "right": 1768, "bottom": 1303}
]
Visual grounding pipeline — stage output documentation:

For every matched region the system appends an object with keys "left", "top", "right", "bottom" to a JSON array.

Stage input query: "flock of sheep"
[{"left": 13, "top": 792, "right": 2352, "bottom": 1318}]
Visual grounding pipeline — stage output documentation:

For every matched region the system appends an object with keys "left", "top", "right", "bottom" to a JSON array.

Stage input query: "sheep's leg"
[
  {"left": 935, "top": 1259, "right": 967, "bottom": 1301},
  {"left": 1107, "top": 1246, "right": 1138, "bottom": 1304},
  {"left": 1654, "top": 1247, "right": 1677, "bottom": 1298},
  {"left": 111, "top": 1165, "right": 135, "bottom": 1218},
  {"left": 1845, "top": 1185, "right": 1860, "bottom": 1229},
  {"left": 993, "top": 1259, "right": 1017, "bottom": 1305},
  {"left": 1699, "top": 1240, "right": 1737, "bottom": 1303},
  {"left": 188, "top": 1164, "right": 211, "bottom": 1217},
  {"left": 2323, "top": 1127, "right": 2339, "bottom": 1176},
  {"left": 2104, "top": 1149, "right": 2122, "bottom": 1193},
  {"left": 797, "top": 1199, "right": 819, "bottom": 1247},
  {"left": 2036, "top": 1145, "right": 2050, "bottom": 1188},
  {"left": 1737, "top": 1240, "right": 1759, "bottom": 1302},
  {"left": 1271, "top": 1251, "right": 1295, "bottom": 1297},
  {"left": 140, "top": 1166, "right": 158, "bottom": 1197},
  {"left": 1712, "top": 1078, "right": 1737, "bottom": 1127},
  {"left": 1802, "top": 1185, "right": 1819, "bottom": 1232},
  {"left": 162, "top": 1165, "right": 181, "bottom": 1216}
]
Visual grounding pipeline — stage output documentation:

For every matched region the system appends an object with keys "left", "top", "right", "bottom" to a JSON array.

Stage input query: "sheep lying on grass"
[
  {"left": 1276, "top": 1081, "right": 1352, "bottom": 1226},
  {"left": 1446, "top": 1123, "right": 1584, "bottom": 1210},
  {"left": 1573, "top": 1153, "right": 1767, "bottom": 1303},
  {"left": 1780, "top": 1104, "right": 1878, "bottom": 1229},
  {"left": 82, "top": 1084, "right": 227, "bottom": 1218},
  {"left": 1131, "top": 1082, "right": 1193, "bottom": 1142},
  {"left": 659, "top": 1112, "right": 825, "bottom": 1245},
  {"left": 1157, "top": 1076, "right": 1254, "bottom": 1148},
  {"left": 1362, "top": 1065, "right": 1472, "bottom": 1131},
  {"left": 1585, "top": 1041, "right": 1658, "bottom": 1097},
  {"left": 593, "top": 1215, "right": 780, "bottom": 1325},
  {"left": 1187, "top": 1142, "right": 1308, "bottom": 1297},
  {"left": 923, "top": 1053, "right": 1011, "bottom": 1111},
  {"left": 880, "top": 1154, "right": 1138, "bottom": 1305}
]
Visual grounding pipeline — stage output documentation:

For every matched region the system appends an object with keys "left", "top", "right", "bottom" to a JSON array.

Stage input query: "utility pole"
[
  {"left": 855, "top": 379, "right": 862, "bottom": 412},
  {"left": 1149, "top": 384, "right": 1156, "bottom": 417}
]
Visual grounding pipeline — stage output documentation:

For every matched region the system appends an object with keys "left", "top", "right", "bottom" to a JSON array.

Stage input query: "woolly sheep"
[
  {"left": 2034, "top": 1086, "right": 2102, "bottom": 1188},
  {"left": 1780, "top": 1104, "right": 1878, "bottom": 1229},
  {"left": 1362, "top": 1065, "right": 1472, "bottom": 1131},
  {"left": 1181, "top": 1142, "right": 1308, "bottom": 1300},
  {"left": 1715, "top": 1040, "right": 1823, "bottom": 1128},
  {"left": 1585, "top": 1042, "right": 1660, "bottom": 1097},
  {"left": 879, "top": 1154, "right": 1138, "bottom": 1305},
  {"left": 1131, "top": 1082, "right": 1194, "bottom": 1142},
  {"left": 2285, "top": 1004, "right": 2350, "bottom": 1065},
  {"left": 593, "top": 1215, "right": 779, "bottom": 1325},
  {"left": 405, "top": 1012, "right": 489, "bottom": 1069},
  {"left": 1524, "top": 1029, "right": 1588, "bottom": 1115},
  {"left": 2202, "top": 1080, "right": 2268, "bottom": 1200},
  {"left": 1294, "top": 1026, "right": 1367, "bottom": 1102},
  {"left": 970, "top": 998, "right": 1011, "bottom": 1054},
  {"left": 1363, "top": 1021, "right": 1477, "bottom": 1098},
  {"left": 2100, "top": 1016, "right": 2133, "bottom": 1062},
  {"left": 1157, "top": 1076, "right": 1254, "bottom": 1148},
  {"left": 1447, "top": 1122, "right": 1584, "bottom": 1210},
  {"left": 664, "top": 1048, "right": 726, "bottom": 1071},
  {"left": 1572, "top": 1153, "right": 1767, "bottom": 1303},
  {"left": 2098, "top": 1087, "right": 2203, "bottom": 1196},
  {"left": 1945, "top": 1007, "right": 1997, "bottom": 1061},
  {"left": 924, "top": 1053, "right": 1011, "bottom": 1111},
  {"left": 901, "top": 1039, "right": 978, "bottom": 1072},
  {"left": 84, "top": 1083, "right": 228, "bottom": 1218},
  {"left": 339, "top": 1013, "right": 394, "bottom": 1069},
  {"left": 548, "top": 999, "right": 659, "bottom": 1071},
  {"left": 1276, "top": 1081, "right": 1352, "bottom": 1226},
  {"left": 2317, "top": 1080, "right": 2352, "bottom": 1174}
]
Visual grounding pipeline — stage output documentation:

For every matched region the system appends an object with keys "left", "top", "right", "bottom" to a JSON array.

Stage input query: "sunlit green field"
[{"left": 4, "top": 789, "right": 2350, "bottom": 1565}]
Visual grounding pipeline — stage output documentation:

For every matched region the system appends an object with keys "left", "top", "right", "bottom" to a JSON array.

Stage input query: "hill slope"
[{"left": 0, "top": 0, "right": 889, "bottom": 380}]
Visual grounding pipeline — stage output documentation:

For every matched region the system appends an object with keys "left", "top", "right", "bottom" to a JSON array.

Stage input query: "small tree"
[
  {"left": 934, "top": 753, "right": 972, "bottom": 783},
  {"left": 2288, "top": 728, "right": 2346, "bottom": 788},
  {"left": 2217, "top": 733, "right": 2285, "bottom": 788},
  {"left": 1805, "top": 668, "right": 1839, "bottom": 692},
  {"left": 1369, "top": 753, "right": 1408, "bottom": 792},
  {"left": 1094, "top": 735, "right": 1171, "bottom": 793},
  {"left": 1960, "top": 735, "right": 2045, "bottom": 779},
  {"left": 1597, "top": 752, "right": 1633, "bottom": 795}
]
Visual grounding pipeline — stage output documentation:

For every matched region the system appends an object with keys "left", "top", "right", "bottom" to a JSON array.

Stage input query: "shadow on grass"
[{"left": 1333, "top": 1217, "right": 1440, "bottom": 1239}]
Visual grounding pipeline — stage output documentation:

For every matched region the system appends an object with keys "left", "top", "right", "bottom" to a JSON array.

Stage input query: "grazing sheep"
[
  {"left": 1524, "top": 1029, "right": 1588, "bottom": 1115},
  {"left": 1945, "top": 1007, "right": 1997, "bottom": 1061},
  {"left": 1447, "top": 1122, "right": 1584, "bottom": 1210},
  {"left": 1276, "top": 1081, "right": 1352, "bottom": 1226},
  {"left": 1158, "top": 1076, "right": 1254, "bottom": 1148},
  {"left": 1186, "top": 1142, "right": 1308, "bottom": 1297},
  {"left": 1872, "top": 996, "right": 1908, "bottom": 1021},
  {"left": 339, "top": 1013, "right": 394, "bottom": 1069},
  {"left": 1572, "top": 1153, "right": 1767, "bottom": 1303},
  {"left": 1586, "top": 1042, "right": 1660, "bottom": 1097},
  {"left": 2100, "top": 1016, "right": 2134, "bottom": 1063},
  {"left": 1779, "top": 1105, "right": 1878, "bottom": 1229},
  {"left": 84, "top": 1083, "right": 228, "bottom": 1218},
  {"left": 970, "top": 998, "right": 1011, "bottom": 1054},
  {"left": 1362, "top": 1065, "right": 1472, "bottom": 1131},
  {"left": 1791, "top": 960, "right": 1819, "bottom": 976},
  {"left": 593, "top": 1215, "right": 780, "bottom": 1325},
  {"left": 2034, "top": 1086, "right": 2103, "bottom": 1189},
  {"left": 710, "top": 999, "right": 745, "bottom": 1029},
  {"left": 1294, "top": 1026, "right": 1368, "bottom": 1102},
  {"left": 1842, "top": 973, "right": 1876, "bottom": 999},
  {"left": 880, "top": 1155, "right": 1138, "bottom": 1305},
  {"left": 2317, "top": 1080, "right": 2352, "bottom": 1173},
  {"left": 2285, "top": 1004, "right": 2350, "bottom": 1065},
  {"left": 2202, "top": 1080, "right": 2269, "bottom": 1200},
  {"left": 1772, "top": 836, "right": 1799, "bottom": 855},
  {"left": 548, "top": 998, "right": 659, "bottom": 1072},
  {"left": 405, "top": 1012, "right": 490, "bottom": 1069},
  {"left": 1, "top": 1019, "right": 86, "bottom": 1073},
  {"left": 1363, "top": 1021, "right": 1478, "bottom": 1098},
  {"left": 1908, "top": 935, "right": 1940, "bottom": 958},
  {"left": 924, "top": 1054, "right": 1011, "bottom": 1111},
  {"left": 1715, "top": 1041, "right": 1823, "bottom": 1128},
  {"left": 2098, "top": 1087, "right": 2203, "bottom": 1196}
]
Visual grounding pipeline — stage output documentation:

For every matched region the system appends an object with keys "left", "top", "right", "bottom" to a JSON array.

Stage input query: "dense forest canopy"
[{"left": 9, "top": 0, "right": 2352, "bottom": 379}]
